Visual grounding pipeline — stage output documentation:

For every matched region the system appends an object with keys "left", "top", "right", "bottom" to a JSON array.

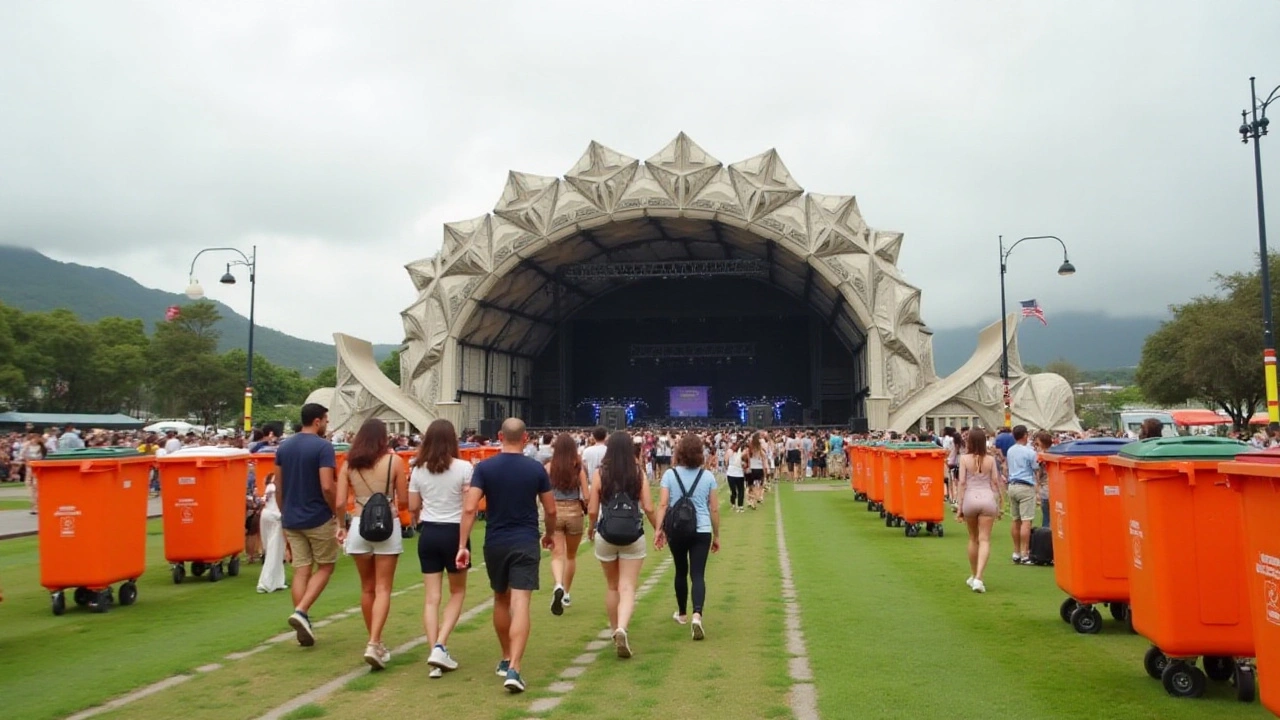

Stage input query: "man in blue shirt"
[
  {"left": 1004, "top": 425, "right": 1039, "bottom": 564},
  {"left": 457, "top": 418, "right": 555, "bottom": 694},
  {"left": 275, "top": 403, "right": 337, "bottom": 647}
]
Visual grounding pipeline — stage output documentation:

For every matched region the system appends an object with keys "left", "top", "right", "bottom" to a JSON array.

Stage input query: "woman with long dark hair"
[
  {"left": 545, "top": 432, "right": 588, "bottom": 616},
  {"left": 588, "top": 431, "right": 658, "bottom": 658},
  {"left": 335, "top": 418, "right": 408, "bottom": 669},
  {"left": 956, "top": 427, "right": 1002, "bottom": 594},
  {"left": 408, "top": 419, "right": 473, "bottom": 678},
  {"left": 655, "top": 433, "right": 720, "bottom": 640}
]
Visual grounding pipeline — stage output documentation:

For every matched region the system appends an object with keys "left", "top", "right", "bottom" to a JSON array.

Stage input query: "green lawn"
[{"left": 0, "top": 498, "right": 32, "bottom": 511}]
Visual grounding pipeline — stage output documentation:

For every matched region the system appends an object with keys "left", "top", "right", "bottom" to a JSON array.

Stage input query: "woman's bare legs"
[
  {"left": 976, "top": 516, "right": 995, "bottom": 582},
  {"left": 965, "top": 515, "right": 980, "bottom": 578},
  {"left": 563, "top": 532, "right": 582, "bottom": 594}
]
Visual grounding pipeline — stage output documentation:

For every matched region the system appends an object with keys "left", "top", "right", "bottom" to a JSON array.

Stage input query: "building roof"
[{"left": 0, "top": 412, "right": 146, "bottom": 429}]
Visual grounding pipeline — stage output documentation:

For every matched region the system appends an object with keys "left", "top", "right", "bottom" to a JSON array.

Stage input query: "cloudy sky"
[{"left": 1, "top": 0, "right": 1278, "bottom": 345}]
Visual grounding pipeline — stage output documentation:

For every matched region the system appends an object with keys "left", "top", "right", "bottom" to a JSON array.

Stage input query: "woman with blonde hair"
[
  {"left": 408, "top": 419, "right": 473, "bottom": 678},
  {"left": 956, "top": 427, "right": 1002, "bottom": 593},
  {"left": 545, "top": 432, "right": 588, "bottom": 616},
  {"left": 335, "top": 418, "right": 409, "bottom": 669}
]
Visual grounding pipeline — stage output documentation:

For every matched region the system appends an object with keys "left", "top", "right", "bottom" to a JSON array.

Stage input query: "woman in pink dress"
[{"left": 956, "top": 428, "right": 1003, "bottom": 593}]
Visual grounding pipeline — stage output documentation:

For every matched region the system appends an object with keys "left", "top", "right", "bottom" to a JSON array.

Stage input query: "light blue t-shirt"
[
  {"left": 661, "top": 466, "right": 717, "bottom": 534},
  {"left": 1007, "top": 442, "right": 1038, "bottom": 486},
  {"left": 829, "top": 435, "right": 844, "bottom": 454}
]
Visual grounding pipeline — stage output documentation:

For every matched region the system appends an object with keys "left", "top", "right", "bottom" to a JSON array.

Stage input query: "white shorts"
[
  {"left": 344, "top": 517, "right": 404, "bottom": 556},
  {"left": 593, "top": 533, "right": 647, "bottom": 562}
]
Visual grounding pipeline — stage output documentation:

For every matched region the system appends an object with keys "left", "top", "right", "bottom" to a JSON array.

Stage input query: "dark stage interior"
[{"left": 529, "top": 277, "right": 866, "bottom": 426}]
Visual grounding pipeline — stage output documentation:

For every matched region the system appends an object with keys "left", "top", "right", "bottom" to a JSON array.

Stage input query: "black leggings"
[
  {"left": 727, "top": 475, "right": 746, "bottom": 507},
  {"left": 670, "top": 532, "right": 712, "bottom": 615}
]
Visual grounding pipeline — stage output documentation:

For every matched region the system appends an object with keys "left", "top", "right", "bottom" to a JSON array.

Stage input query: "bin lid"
[
  {"left": 46, "top": 447, "right": 142, "bottom": 459},
  {"left": 332, "top": 442, "right": 350, "bottom": 451},
  {"left": 1046, "top": 438, "right": 1133, "bottom": 457},
  {"left": 1116, "top": 435, "right": 1248, "bottom": 460},
  {"left": 887, "top": 441, "right": 942, "bottom": 450},
  {"left": 1230, "top": 447, "right": 1280, "bottom": 465},
  {"left": 164, "top": 446, "right": 250, "bottom": 458}
]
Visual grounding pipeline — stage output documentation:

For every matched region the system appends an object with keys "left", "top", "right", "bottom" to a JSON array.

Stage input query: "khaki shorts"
[
  {"left": 554, "top": 500, "right": 585, "bottom": 535},
  {"left": 284, "top": 518, "right": 340, "bottom": 568},
  {"left": 1008, "top": 483, "right": 1038, "bottom": 522}
]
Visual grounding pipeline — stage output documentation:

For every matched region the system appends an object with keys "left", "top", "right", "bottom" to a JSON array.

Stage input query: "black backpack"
[
  {"left": 357, "top": 458, "right": 395, "bottom": 543},
  {"left": 663, "top": 469, "right": 704, "bottom": 544},
  {"left": 598, "top": 489, "right": 644, "bottom": 546}
]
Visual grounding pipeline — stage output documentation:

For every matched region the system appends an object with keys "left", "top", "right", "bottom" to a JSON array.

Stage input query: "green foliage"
[
  {"left": 1043, "top": 359, "right": 1082, "bottom": 387},
  {"left": 378, "top": 349, "right": 401, "bottom": 385},
  {"left": 309, "top": 365, "right": 337, "bottom": 392}
]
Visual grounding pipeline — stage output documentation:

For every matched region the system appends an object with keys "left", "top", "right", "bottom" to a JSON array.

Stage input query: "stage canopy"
[{"left": 0, "top": 412, "right": 146, "bottom": 431}]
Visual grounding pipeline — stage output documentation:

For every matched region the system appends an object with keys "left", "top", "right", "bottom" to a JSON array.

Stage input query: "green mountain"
[{"left": 0, "top": 246, "right": 400, "bottom": 375}]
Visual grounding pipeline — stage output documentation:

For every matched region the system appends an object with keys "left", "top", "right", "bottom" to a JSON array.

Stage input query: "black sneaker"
[
  {"left": 551, "top": 585, "right": 565, "bottom": 616},
  {"left": 504, "top": 668, "right": 526, "bottom": 693},
  {"left": 494, "top": 659, "right": 511, "bottom": 677}
]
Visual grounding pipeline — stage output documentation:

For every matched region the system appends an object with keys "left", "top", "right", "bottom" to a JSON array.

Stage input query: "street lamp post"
[
  {"left": 1240, "top": 77, "right": 1280, "bottom": 430},
  {"left": 998, "top": 235, "right": 1075, "bottom": 428},
  {"left": 185, "top": 246, "right": 257, "bottom": 434}
]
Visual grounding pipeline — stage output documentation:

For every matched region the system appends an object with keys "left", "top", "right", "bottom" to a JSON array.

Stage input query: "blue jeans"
[{"left": 1040, "top": 498, "right": 1050, "bottom": 528}]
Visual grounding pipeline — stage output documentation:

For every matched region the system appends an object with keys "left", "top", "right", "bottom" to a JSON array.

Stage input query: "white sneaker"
[
  {"left": 364, "top": 643, "right": 387, "bottom": 670},
  {"left": 429, "top": 667, "right": 443, "bottom": 679},
  {"left": 691, "top": 616, "right": 705, "bottom": 641},
  {"left": 562, "top": 593, "right": 572, "bottom": 608},
  {"left": 965, "top": 576, "right": 975, "bottom": 589},
  {"left": 972, "top": 579, "right": 986, "bottom": 594},
  {"left": 613, "top": 628, "right": 632, "bottom": 658},
  {"left": 672, "top": 612, "right": 687, "bottom": 625},
  {"left": 428, "top": 644, "right": 458, "bottom": 671},
  {"left": 1011, "top": 553, "right": 1022, "bottom": 564}
]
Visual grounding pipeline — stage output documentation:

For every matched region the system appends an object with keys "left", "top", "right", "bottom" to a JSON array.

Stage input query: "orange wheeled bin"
[
  {"left": 158, "top": 447, "right": 251, "bottom": 584},
  {"left": 881, "top": 444, "right": 906, "bottom": 528},
  {"left": 1109, "top": 436, "right": 1256, "bottom": 701},
  {"left": 463, "top": 446, "right": 500, "bottom": 516},
  {"left": 30, "top": 448, "right": 153, "bottom": 615},
  {"left": 1040, "top": 437, "right": 1134, "bottom": 635},
  {"left": 1218, "top": 449, "right": 1280, "bottom": 710},
  {"left": 249, "top": 449, "right": 279, "bottom": 497},
  {"left": 866, "top": 443, "right": 887, "bottom": 516},
  {"left": 894, "top": 442, "right": 947, "bottom": 538},
  {"left": 847, "top": 444, "right": 863, "bottom": 497}
]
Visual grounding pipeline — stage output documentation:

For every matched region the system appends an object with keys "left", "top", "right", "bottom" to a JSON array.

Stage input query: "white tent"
[{"left": 143, "top": 420, "right": 198, "bottom": 434}]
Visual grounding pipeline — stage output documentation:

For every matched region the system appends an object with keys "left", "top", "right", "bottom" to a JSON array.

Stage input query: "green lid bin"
[{"left": 1115, "top": 436, "right": 1249, "bottom": 461}]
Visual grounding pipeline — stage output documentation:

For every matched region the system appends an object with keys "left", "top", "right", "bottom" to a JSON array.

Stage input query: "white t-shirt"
[
  {"left": 581, "top": 443, "right": 607, "bottom": 479},
  {"left": 164, "top": 438, "right": 182, "bottom": 454},
  {"left": 727, "top": 449, "right": 745, "bottom": 477},
  {"left": 408, "top": 457, "right": 473, "bottom": 524}
]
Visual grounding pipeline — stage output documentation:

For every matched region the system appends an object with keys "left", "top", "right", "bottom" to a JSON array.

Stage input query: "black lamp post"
[
  {"left": 185, "top": 246, "right": 258, "bottom": 433},
  {"left": 1240, "top": 77, "right": 1280, "bottom": 430},
  {"left": 999, "top": 235, "right": 1075, "bottom": 427}
]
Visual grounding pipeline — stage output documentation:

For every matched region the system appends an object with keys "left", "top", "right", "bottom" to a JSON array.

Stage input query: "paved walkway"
[{"left": 0, "top": 496, "right": 163, "bottom": 540}]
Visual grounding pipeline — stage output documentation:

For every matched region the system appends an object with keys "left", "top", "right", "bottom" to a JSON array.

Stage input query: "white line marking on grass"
[
  {"left": 775, "top": 489, "right": 820, "bottom": 720},
  {"left": 64, "top": 675, "right": 194, "bottom": 720}
]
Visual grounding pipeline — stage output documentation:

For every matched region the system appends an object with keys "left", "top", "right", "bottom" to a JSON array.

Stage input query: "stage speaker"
[
  {"left": 749, "top": 405, "right": 773, "bottom": 428},
  {"left": 849, "top": 417, "right": 869, "bottom": 434},
  {"left": 478, "top": 418, "right": 502, "bottom": 440},
  {"left": 601, "top": 406, "right": 627, "bottom": 432}
]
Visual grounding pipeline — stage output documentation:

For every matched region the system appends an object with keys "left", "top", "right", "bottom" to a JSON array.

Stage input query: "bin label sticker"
[
  {"left": 1129, "top": 521, "right": 1144, "bottom": 570},
  {"left": 1259, "top": 553, "right": 1280, "bottom": 626},
  {"left": 1055, "top": 500, "right": 1066, "bottom": 539},
  {"left": 1102, "top": 485, "right": 1120, "bottom": 496},
  {"left": 178, "top": 476, "right": 196, "bottom": 486},
  {"left": 174, "top": 498, "right": 198, "bottom": 524},
  {"left": 53, "top": 505, "right": 80, "bottom": 537},
  {"left": 915, "top": 476, "right": 932, "bottom": 496},
  {"left": 122, "top": 480, "right": 131, "bottom": 489}
]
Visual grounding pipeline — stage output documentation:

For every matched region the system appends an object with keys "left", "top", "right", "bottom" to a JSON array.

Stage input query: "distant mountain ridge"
[
  {"left": 929, "top": 312, "right": 1163, "bottom": 375},
  {"left": 0, "top": 246, "right": 399, "bottom": 375}
]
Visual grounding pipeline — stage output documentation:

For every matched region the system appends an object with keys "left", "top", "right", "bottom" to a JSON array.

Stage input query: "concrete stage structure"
[{"left": 320, "top": 134, "right": 1079, "bottom": 434}]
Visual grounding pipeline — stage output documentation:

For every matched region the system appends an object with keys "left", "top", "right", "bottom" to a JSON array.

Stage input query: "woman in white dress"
[{"left": 256, "top": 473, "right": 288, "bottom": 594}]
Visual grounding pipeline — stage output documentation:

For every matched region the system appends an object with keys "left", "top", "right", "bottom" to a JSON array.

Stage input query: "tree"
[
  {"left": 150, "top": 301, "right": 241, "bottom": 424},
  {"left": 221, "top": 350, "right": 312, "bottom": 409},
  {"left": 379, "top": 350, "right": 401, "bottom": 386},
  {"left": 309, "top": 365, "right": 337, "bottom": 392},
  {"left": 1044, "top": 359, "right": 1082, "bottom": 388}
]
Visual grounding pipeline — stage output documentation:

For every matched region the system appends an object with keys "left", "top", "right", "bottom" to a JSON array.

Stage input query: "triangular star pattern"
[
  {"left": 728, "top": 149, "right": 803, "bottom": 223},
  {"left": 494, "top": 172, "right": 560, "bottom": 236},
  {"left": 646, "top": 133, "right": 722, "bottom": 207},
  {"left": 565, "top": 141, "right": 639, "bottom": 214}
]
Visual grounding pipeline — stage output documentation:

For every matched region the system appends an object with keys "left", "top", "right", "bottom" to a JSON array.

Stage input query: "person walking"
[
  {"left": 1005, "top": 426, "right": 1039, "bottom": 565},
  {"left": 256, "top": 473, "right": 288, "bottom": 593},
  {"left": 408, "top": 419, "right": 473, "bottom": 678},
  {"left": 20, "top": 432, "right": 45, "bottom": 515},
  {"left": 275, "top": 403, "right": 339, "bottom": 647},
  {"left": 335, "top": 418, "right": 408, "bottom": 670},
  {"left": 655, "top": 434, "right": 720, "bottom": 640},
  {"left": 1033, "top": 430, "right": 1055, "bottom": 529},
  {"left": 742, "top": 432, "right": 766, "bottom": 509},
  {"left": 456, "top": 418, "right": 556, "bottom": 694},
  {"left": 545, "top": 432, "right": 588, "bottom": 616},
  {"left": 956, "top": 427, "right": 1002, "bottom": 593},
  {"left": 725, "top": 441, "right": 746, "bottom": 513},
  {"left": 588, "top": 431, "right": 659, "bottom": 658}
]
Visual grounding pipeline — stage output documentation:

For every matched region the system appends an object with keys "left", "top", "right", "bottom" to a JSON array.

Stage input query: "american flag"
[{"left": 1020, "top": 299, "right": 1047, "bottom": 326}]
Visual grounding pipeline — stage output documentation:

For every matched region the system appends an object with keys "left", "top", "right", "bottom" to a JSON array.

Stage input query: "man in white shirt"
[
  {"left": 163, "top": 430, "right": 182, "bottom": 455},
  {"left": 580, "top": 426, "right": 608, "bottom": 479}
]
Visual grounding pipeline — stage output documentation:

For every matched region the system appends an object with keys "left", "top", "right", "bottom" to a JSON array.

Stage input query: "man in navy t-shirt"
[
  {"left": 274, "top": 403, "right": 337, "bottom": 647},
  {"left": 457, "top": 418, "right": 555, "bottom": 694}
]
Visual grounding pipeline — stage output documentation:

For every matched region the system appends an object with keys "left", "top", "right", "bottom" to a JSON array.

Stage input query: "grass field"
[
  {"left": 0, "top": 498, "right": 33, "bottom": 511},
  {"left": 0, "top": 481, "right": 1272, "bottom": 719}
]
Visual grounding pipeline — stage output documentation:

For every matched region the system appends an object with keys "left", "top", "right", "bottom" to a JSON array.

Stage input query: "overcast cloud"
[{"left": 1, "top": 0, "right": 1278, "bottom": 345}]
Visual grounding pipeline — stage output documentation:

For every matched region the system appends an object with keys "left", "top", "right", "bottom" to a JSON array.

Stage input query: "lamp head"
[
  {"left": 1057, "top": 260, "right": 1076, "bottom": 277},
  {"left": 219, "top": 264, "right": 236, "bottom": 285},
  {"left": 184, "top": 279, "right": 204, "bottom": 300}
]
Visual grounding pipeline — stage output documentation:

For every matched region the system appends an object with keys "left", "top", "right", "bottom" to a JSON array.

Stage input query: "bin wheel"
[
  {"left": 866, "top": 500, "right": 874, "bottom": 512},
  {"left": 1233, "top": 664, "right": 1256, "bottom": 703},
  {"left": 1125, "top": 606, "right": 1136, "bottom": 634},
  {"left": 228, "top": 556, "right": 240, "bottom": 577},
  {"left": 1108, "top": 601, "right": 1127, "bottom": 623},
  {"left": 1069, "top": 605, "right": 1103, "bottom": 635},
  {"left": 1059, "top": 598, "right": 1079, "bottom": 624},
  {"left": 209, "top": 563, "right": 224, "bottom": 582},
  {"left": 118, "top": 582, "right": 137, "bottom": 607},
  {"left": 885, "top": 514, "right": 894, "bottom": 528},
  {"left": 878, "top": 509, "right": 886, "bottom": 519},
  {"left": 51, "top": 592, "right": 66, "bottom": 616},
  {"left": 1161, "top": 661, "right": 1206, "bottom": 699},
  {"left": 192, "top": 561, "right": 208, "bottom": 577},
  {"left": 904, "top": 524, "right": 916, "bottom": 538},
  {"left": 1203, "top": 655, "right": 1234, "bottom": 682},
  {"left": 73, "top": 587, "right": 94, "bottom": 607},
  {"left": 934, "top": 524, "right": 944, "bottom": 538},
  {"left": 1144, "top": 646, "right": 1169, "bottom": 680},
  {"left": 172, "top": 564, "right": 186, "bottom": 584},
  {"left": 90, "top": 589, "right": 112, "bottom": 614}
]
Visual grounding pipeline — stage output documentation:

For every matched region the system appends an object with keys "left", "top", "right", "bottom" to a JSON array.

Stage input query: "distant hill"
[
  {"left": 0, "top": 246, "right": 399, "bottom": 375},
  {"left": 929, "top": 312, "right": 1163, "bottom": 375}
]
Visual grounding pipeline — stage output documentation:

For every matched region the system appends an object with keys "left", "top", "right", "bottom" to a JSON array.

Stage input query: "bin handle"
[
  {"left": 1082, "top": 457, "right": 1101, "bottom": 470},
  {"left": 1175, "top": 462, "right": 1198, "bottom": 485},
  {"left": 195, "top": 459, "right": 226, "bottom": 469},
  {"left": 79, "top": 461, "right": 117, "bottom": 473}
]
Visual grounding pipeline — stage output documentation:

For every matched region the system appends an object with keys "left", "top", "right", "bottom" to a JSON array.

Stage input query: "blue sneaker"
[
  {"left": 504, "top": 668, "right": 526, "bottom": 693},
  {"left": 494, "top": 659, "right": 511, "bottom": 677}
]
